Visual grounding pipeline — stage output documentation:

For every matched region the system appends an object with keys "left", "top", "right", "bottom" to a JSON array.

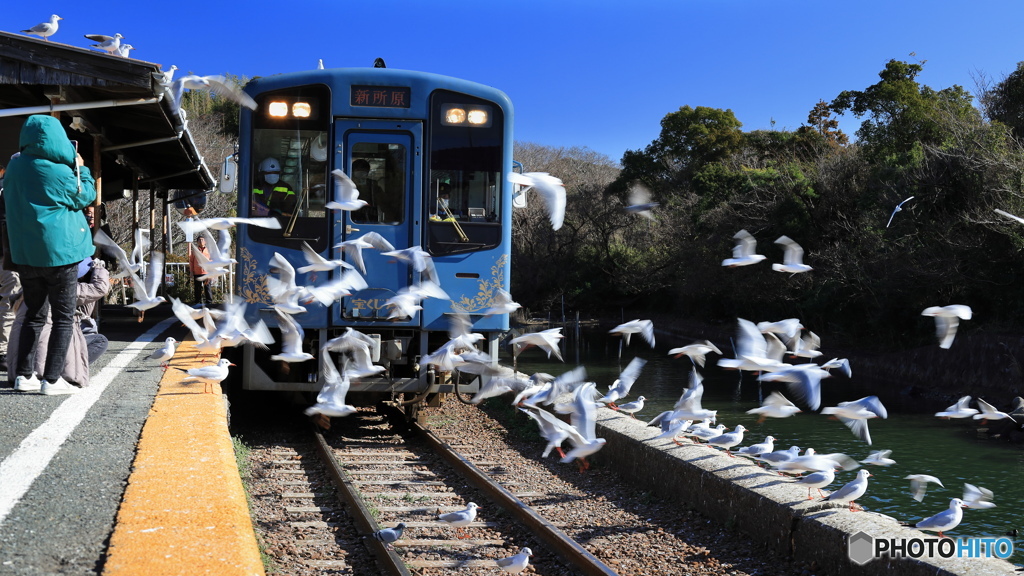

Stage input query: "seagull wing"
[{"left": 201, "top": 75, "right": 257, "bottom": 110}]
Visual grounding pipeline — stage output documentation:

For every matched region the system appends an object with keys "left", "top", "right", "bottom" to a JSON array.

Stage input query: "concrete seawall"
[{"left": 594, "top": 409, "right": 1016, "bottom": 575}]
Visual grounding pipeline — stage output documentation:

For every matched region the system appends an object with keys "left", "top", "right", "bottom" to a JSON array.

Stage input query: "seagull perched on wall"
[
  {"left": 147, "top": 337, "right": 178, "bottom": 369},
  {"left": 903, "top": 498, "right": 967, "bottom": 538},
  {"left": 22, "top": 15, "right": 62, "bottom": 41},
  {"left": 176, "top": 357, "right": 235, "bottom": 394}
]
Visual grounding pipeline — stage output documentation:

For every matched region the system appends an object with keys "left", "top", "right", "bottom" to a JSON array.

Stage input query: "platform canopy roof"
[{"left": 0, "top": 30, "right": 216, "bottom": 198}]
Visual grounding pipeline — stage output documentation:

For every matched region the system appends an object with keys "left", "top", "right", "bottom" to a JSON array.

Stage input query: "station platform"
[{"left": 0, "top": 304, "right": 264, "bottom": 576}]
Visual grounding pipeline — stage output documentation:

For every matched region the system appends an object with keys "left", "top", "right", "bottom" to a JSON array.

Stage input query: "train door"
[{"left": 334, "top": 121, "right": 421, "bottom": 325}]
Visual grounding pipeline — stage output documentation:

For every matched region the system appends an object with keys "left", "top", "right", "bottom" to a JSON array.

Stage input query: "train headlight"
[
  {"left": 292, "top": 102, "right": 312, "bottom": 118},
  {"left": 467, "top": 109, "right": 488, "bottom": 125},
  {"left": 445, "top": 107, "right": 467, "bottom": 124},
  {"left": 268, "top": 101, "right": 289, "bottom": 117}
]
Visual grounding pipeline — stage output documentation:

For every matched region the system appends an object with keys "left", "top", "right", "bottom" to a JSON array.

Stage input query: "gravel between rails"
[{"left": 239, "top": 395, "right": 817, "bottom": 575}]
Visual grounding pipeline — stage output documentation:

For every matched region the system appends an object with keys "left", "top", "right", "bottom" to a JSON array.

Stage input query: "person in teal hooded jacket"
[{"left": 4, "top": 115, "right": 97, "bottom": 395}]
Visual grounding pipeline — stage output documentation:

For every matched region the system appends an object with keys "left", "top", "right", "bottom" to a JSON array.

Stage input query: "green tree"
[
  {"left": 831, "top": 59, "right": 977, "bottom": 165},
  {"left": 614, "top": 105, "right": 744, "bottom": 194},
  {"left": 981, "top": 61, "right": 1024, "bottom": 140}
]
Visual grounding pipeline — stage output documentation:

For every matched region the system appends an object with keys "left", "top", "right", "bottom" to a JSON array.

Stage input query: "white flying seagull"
[
  {"left": 482, "top": 288, "right": 522, "bottom": 316},
  {"left": 624, "top": 183, "right": 659, "bottom": 220},
  {"left": 168, "top": 75, "right": 257, "bottom": 113},
  {"left": 271, "top": 309, "right": 315, "bottom": 363},
  {"left": 905, "top": 474, "right": 943, "bottom": 502},
  {"left": 962, "top": 483, "right": 996, "bottom": 510},
  {"left": 297, "top": 241, "right": 353, "bottom": 274},
  {"left": 772, "top": 235, "right": 813, "bottom": 274},
  {"left": 508, "top": 171, "right": 566, "bottom": 230},
  {"left": 609, "top": 319, "right": 655, "bottom": 348},
  {"left": 668, "top": 340, "right": 723, "bottom": 367},
  {"left": 935, "top": 395, "right": 978, "bottom": 419},
  {"left": 746, "top": 391, "right": 801, "bottom": 423},
  {"left": 125, "top": 251, "right": 167, "bottom": 318},
  {"left": 886, "top": 196, "right": 915, "bottom": 228},
  {"left": 721, "top": 229, "right": 766, "bottom": 267},
  {"left": 22, "top": 14, "right": 62, "bottom": 41},
  {"left": 973, "top": 398, "right": 1016, "bottom": 424},
  {"left": 326, "top": 169, "right": 368, "bottom": 211},
  {"left": 921, "top": 304, "right": 972, "bottom": 349},
  {"left": 336, "top": 231, "right": 394, "bottom": 274},
  {"left": 178, "top": 217, "right": 281, "bottom": 238},
  {"left": 510, "top": 328, "right": 564, "bottom": 361},
  {"left": 305, "top": 351, "right": 356, "bottom": 421}
]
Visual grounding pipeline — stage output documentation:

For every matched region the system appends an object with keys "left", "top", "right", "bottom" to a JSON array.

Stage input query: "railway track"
[{"left": 241, "top": 397, "right": 808, "bottom": 576}]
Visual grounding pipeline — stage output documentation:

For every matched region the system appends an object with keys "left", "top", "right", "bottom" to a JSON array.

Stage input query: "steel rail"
[
  {"left": 311, "top": 428, "right": 412, "bottom": 576},
  {"left": 411, "top": 419, "right": 621, "bottom": 576}
]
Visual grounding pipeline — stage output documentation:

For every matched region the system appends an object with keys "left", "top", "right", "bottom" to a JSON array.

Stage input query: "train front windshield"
[{"left": 427, "top": 90, "right": 504, "bottom": 256}]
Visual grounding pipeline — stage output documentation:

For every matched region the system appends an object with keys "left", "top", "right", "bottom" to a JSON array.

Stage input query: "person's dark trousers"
[
  {"left": 15, "top": 263, "right": 77, "bottom": 383},
  {"left": 85, "top": 333, "right": 108, "bottom": 364},
  {"left": 193, "top": 274, "right": 212, "bottom": 305}
]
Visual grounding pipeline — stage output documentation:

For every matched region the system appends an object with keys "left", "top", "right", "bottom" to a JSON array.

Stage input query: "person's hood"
[{"left": 18, "top": 115, "right": 75, "bottom": 166}]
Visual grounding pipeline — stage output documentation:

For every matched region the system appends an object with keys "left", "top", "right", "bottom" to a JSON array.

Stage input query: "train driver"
[{"left": 251, "top": 157, "right": 297, "bottom": 217}]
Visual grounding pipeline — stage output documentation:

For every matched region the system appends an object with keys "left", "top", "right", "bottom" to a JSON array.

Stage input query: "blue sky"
[{"left": 6, "top": 1, "right": 1024, "bottom": 165}]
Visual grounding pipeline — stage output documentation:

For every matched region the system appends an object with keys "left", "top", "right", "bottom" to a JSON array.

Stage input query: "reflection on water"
[{"left": 502, "top": 331, "right": 1024, "bottom": 566}]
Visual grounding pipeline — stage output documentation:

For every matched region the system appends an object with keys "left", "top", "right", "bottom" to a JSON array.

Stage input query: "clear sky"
[{"left": 6, "top": 1, "right": 1024, "bottom": 165}]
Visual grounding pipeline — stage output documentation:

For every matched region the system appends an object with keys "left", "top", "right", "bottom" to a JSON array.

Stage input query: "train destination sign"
[{"left": 351, "top": 86, "right": 411, "bottom": 108}]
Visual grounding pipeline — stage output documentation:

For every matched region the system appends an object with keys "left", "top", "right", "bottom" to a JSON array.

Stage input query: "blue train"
[{"left": 218, "top": 64, "right": 515, "bottom": 412}]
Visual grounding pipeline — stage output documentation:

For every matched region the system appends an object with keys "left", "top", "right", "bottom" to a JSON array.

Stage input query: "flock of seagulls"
[{"left": 18, "top": 14, "right": 256, "bottom": 113}]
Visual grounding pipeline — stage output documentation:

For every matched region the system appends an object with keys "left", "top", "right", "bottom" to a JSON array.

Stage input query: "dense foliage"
[{"left": 511, "top": 59, "right": 1024, "bottom": 349}]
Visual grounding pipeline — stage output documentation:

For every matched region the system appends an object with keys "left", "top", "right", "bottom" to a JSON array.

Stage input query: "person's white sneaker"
[
  {"left": 41, "top": 377, "right": 79, "bottom": 396},
  {"left": 14, "top": 374, "right": 41, "bottom": 393}
]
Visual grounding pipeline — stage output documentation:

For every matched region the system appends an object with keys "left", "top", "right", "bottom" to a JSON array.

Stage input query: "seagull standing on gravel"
[
  {"left": 22, "top": 15, "right": 62, "bottom": 41},
  {"left": 148, "top": 337, "right": 178, "bottom": 369},
  {"left": 496, "top": 547, "right": 533, "bottom": 573},
  {"left": 722, "top": 229, "right": 766, "bottom": 267},
  {"left": 368, "top": 523, "right": 405, "bottom": 550},
  {"left": 826, "top": 469, "right": 872, "bottom": 511},
  {"left": 438, "top": 502, "right": 479, "bottom": 539},
  {"left": 176, "top": 358, "right": 235, "bottom": 394},
  {"left": 904, "top": 498, "right": 967, "bottom": 538},
  {"left": 772, "top": 236, "right": 813, "bottom": 274},
  {"left": 921, "top": 304, "right": 972, "bottom": 349}
]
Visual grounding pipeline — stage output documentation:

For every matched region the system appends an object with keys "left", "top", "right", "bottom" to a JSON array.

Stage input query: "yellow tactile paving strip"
[{"left": 103, "top": 340, "right": 265, "bottom": 576}]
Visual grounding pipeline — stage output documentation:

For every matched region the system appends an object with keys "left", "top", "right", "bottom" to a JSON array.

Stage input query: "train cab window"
[
  {"left": 349, "top": 142, "right": 405, "bottom": 225},
  {"left": 427, "top": 91, "right": 504, "bottom": 256},
  {"left": 247, "top": 85, "right": 331, "bottom": 251}
]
